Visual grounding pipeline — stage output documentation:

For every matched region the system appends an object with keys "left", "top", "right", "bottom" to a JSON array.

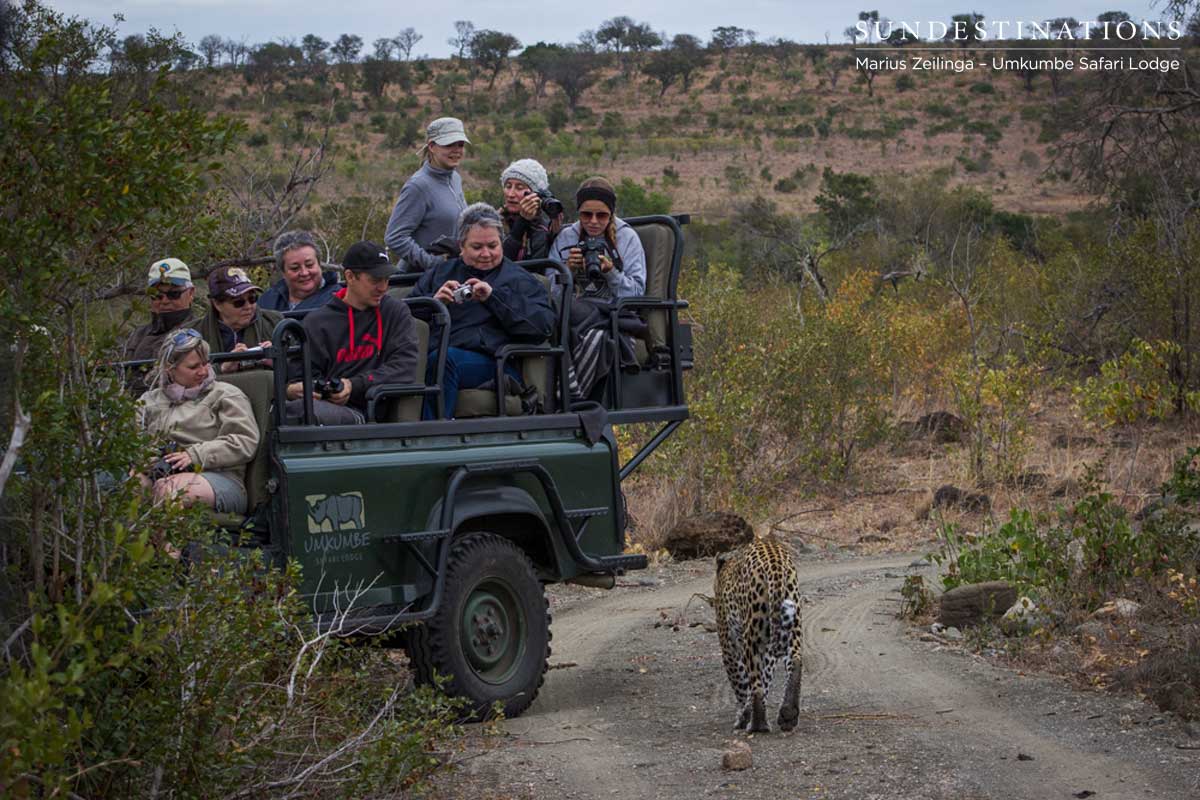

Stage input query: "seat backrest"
[
  {"left": 454, "top": 271, "right": 557, "bottom": 418},
  {"left": 633, "top": 220, "right": 677, "bottom": 351},
  {"left": 386, "top": 284, "right": 415, "bottom": 301},
  {"left": 522, "top": 272, "right": 554, "bottom": 406},
  {"left": 383, "top": 317, "right": 429, "bottom": 422},
  {"left": 215, "top": 369, "right": 274, "bottom": 512}
]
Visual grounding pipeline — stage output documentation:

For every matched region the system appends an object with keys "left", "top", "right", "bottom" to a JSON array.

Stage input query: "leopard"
[{"left": 713, "top": 534, "right": 803, "bottom": 733}]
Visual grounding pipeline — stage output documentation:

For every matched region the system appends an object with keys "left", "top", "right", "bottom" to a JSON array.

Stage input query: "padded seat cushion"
[
  {"left": 382, "top": 318, "right": 429, "bottom": 422},
  {"left": 633, "top": 222, "right": 674, "bottom": 351},
  {"left": 455, "top": 390, "right": 524, "bottom": 418},
  {"left": 214, "top": 370, "right": 274, "bottom": 511}
]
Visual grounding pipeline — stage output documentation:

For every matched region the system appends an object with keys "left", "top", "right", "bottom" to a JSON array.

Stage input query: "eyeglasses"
[
  {"left": 579, "top": 211, "right": 611, "bottom": 222},
  {"left": 150, "top": 288, "right": 187, "bottom": 301},
  {"left": 219, "top": 293, "right": 259, "bottom": 308}
]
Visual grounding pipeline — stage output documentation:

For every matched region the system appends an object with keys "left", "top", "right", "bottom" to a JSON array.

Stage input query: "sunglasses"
[
  {"left": 579, "top": 211, "right": 611, "bottom": 222},
  {"left": 219, "top": 293, "right": 259, "bottom": 308},
  {"left": 150, "top": 288, "right": 187, "bottom": 300},
  {"left": 167, "top": 328, "right": 203, "bottom": 349}
]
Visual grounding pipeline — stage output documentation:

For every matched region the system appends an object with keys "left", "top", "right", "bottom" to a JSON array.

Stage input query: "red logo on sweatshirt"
[{"left": 336, "top": 339, "right": 376, "bottom": 363}]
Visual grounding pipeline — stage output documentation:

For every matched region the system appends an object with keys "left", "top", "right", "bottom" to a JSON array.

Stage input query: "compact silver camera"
[{"left": 453, "top": 284, "right": 474, "bottom": 303}]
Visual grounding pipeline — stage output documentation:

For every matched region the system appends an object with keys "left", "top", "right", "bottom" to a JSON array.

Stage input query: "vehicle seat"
[
  {"left": 632, "top": 220, "right": 676, "bottom": 365},
  {"left": 214, "top": 369, "right": 274, "bottom": 520},
  {"left": 380, "top": 317, "right": 429, "bottom": 422},
  {"left": 456, "top": 272, "right": 556, "bottom": 418},
  {"left": 386, "top": 284, "right": 415, "bottom": 301}
]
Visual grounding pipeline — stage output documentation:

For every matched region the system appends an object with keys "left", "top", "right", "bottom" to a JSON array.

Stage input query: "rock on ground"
[
  {"left": 662, "top": 512, "right": 754, "bottom": 560},
  {"left": 721, "top": 740, "right": 752, "bottom": 771},
  {"left": 939, "top": 581, "right": 1017, "bottom": 627}
]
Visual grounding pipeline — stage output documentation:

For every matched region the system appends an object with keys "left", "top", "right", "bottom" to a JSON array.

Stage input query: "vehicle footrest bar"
[
  {"left": 462, "top": 459, "right": 540, "bottom": 476},
  {"left": 380, "top": 528, "right": 452, "bottom": 544},
  {"left": 589, "top": 554, "right": 648, "bottom": 572},
  {"left": 564, "top": 507, "right": 608, "bottom": 520}
]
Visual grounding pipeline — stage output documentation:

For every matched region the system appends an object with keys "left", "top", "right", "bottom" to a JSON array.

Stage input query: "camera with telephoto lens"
[
  {"left": 534, "top": 188, "right": 564, "bottom": 218},
  {"left": 453, "top": 283, "right": 474, "bottom": 303},
  {"left": 581, "top": 236, "right": 608, "bottom": 282},
  {"left": 313, "top": 377, "right": 342, "bottom": 399},
  {"left": 148, "top": 441, "right": 182, "bottom": 482}
]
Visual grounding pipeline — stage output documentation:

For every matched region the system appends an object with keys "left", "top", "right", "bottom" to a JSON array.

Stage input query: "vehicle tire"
[{"left": 406, "top": 532, "right": 551, "bottom": 719}]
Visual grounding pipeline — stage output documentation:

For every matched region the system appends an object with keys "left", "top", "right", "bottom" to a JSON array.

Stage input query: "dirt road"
[{"left": 440, "top": 553, "right": 1199, "bottom": 799}]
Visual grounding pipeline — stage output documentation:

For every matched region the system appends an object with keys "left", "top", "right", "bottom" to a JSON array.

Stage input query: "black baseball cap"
[{"left": 341, "top": 241, "right": 394, "bottom": 278}]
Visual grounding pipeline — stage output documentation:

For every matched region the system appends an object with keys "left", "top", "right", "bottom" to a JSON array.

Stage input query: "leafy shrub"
[
  {"left": 615, "top": 178, "right": 671, "bottom": 216},
  {"left": 333, "top": 99, "right": 353, "bottom": 123},
  {"left": 935, "top": 451, "right": 1200, "bottom": 611},
  {"left": 247, "top": 130, "right": 269, "bottom": 147},
  {"left": 1075, "top": 338, "right": 1199, "bottom": 427},
  {"left": 969, "top": 81, "right": 995, "bottom": 94},
  {"left": 895, "top": 74, "right": 916, "bottom": 92},
  {"left": 949, "top": 353, "right": 1039, "bottom": 482},
  {"left": 1, "top": 530, "right": 464, "bottom": 797},
  {"left": 633, "top": 267, "right": 894, "bottom": 520}
]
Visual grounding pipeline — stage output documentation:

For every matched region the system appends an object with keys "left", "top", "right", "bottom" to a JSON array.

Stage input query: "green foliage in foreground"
[
  {"left": 1, "top": 525, "right": 463, "bottom": 797},
  {"left": 1, "top": 4, "right": 463, "bottom": 796}
]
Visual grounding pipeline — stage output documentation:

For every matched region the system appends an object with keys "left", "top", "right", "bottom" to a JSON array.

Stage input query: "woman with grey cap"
[
  {"left": 384, "top": 117, "right": 470, "bottom": 273},
  {"left": 500, "top": 158, "right": 561, "bottom": 261}
]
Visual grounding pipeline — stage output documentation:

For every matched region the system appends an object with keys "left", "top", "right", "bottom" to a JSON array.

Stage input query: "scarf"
[{"left": 162, "top": 372, "right": 215, "bottom": 404}]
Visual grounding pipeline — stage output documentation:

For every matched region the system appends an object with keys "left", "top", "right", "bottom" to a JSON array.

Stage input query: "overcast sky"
[{"left": 50, "top": 1, "right": 1168, "bottom": 55}]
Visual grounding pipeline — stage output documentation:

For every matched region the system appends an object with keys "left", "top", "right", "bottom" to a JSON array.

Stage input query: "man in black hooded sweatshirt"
[{"left": 286, "top": 241, "right": 418, "bottom": 424}]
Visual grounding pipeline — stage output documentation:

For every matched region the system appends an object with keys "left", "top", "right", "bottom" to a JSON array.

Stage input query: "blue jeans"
[{"left": 424, "top": 347, "right": 522, "bottom": 419}]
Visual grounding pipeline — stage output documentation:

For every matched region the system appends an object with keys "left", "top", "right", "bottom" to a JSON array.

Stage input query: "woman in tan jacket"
[{"left": 138, "top": 329, "right": 260, "bottom": 513}]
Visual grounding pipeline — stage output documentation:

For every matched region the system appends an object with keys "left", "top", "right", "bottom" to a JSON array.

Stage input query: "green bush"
[
  {"left": 895, "top": 74, "right": 916, "bottom": 92},
  {"left": 615, "top": 178, "right": 672, "bottom": 217},
  {"left": 1075, "top": 338, "right": 1199, "bottom": 427},
  {"left": 1, "top": 528, "right": 464, "bottom": 797},
  {"left": 970, "top": 81, "right": 996, "bottom": 94}
]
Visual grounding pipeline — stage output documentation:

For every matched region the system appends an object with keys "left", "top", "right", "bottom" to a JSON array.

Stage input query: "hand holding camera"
[
  {"left": 313, "top": 377, "right": 342, "bottom": 399},
  {"left": 148, "top": 441, "right": 187, "bottom": 481},
  {"left": 437, "top": 279, "right": 491, "bottom": 306},
  {"left": 580, "top": 236, "right": 610, "bottom": 282}
]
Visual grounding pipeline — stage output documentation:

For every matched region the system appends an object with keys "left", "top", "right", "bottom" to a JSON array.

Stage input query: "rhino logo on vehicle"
[{"left": 306, "top": 492, "right": 365, "bottom": 533}]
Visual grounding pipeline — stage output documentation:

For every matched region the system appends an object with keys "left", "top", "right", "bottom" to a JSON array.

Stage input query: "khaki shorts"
[{"left": 200, "top": 472, "right": 247, "bottom": 515}]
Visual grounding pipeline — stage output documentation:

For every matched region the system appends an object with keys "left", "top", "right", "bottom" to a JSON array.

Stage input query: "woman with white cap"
[
  {"left": 499, "top": 158, "right": 562, "bottom": 261},
  {"left": 384, "top": 116, "right": 470, "bottom": 273}
]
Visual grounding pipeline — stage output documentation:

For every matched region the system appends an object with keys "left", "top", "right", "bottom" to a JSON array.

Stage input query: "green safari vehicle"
[{"left": 193, "top": 215, "right": 692, "bottom": 717}]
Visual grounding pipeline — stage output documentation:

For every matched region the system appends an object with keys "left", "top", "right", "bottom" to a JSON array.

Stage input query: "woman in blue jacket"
[
  {"left": 260, "top": 230, "right": 341, "bottom": 313},
  {"left": 411, "top": 204, "right": 555, "bottom": 418}
]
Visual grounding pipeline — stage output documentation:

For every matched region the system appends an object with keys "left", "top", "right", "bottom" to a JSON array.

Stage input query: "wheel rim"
[{"left": 461, "top": 578, "right": 526, "bottom": 685}]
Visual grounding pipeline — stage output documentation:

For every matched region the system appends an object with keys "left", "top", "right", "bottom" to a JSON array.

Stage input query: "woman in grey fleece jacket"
[{"left": 385, "top": 117, "right": 469, "bottom": 272}]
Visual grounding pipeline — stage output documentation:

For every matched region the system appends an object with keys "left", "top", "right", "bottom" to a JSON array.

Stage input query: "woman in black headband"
[{"left": 550, "top": 176, "right": 648, "bottom": 402}]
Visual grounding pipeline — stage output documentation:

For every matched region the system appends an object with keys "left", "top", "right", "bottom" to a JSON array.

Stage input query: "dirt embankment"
[{"left": 431, "top": 550, "right": 1199, "bottom": 800}]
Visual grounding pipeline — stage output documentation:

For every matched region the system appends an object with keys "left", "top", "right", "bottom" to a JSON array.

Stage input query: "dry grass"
[{"left": 625, "top": 389, "right": 1199, "bottom": 556}]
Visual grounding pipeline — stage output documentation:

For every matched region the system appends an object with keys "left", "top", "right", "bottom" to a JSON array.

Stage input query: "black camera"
[
  {"left": 535, "top": 188, "right": 564, "bottom": 218},
  {"left": 148, "top": 441, "right": 182, "bottom": 482},
  {"left": 313, "top": 377, "right": 342, "bottom": 399},
  {"left": 581, "top": 236, "right": 608, "bottom": 281}
]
